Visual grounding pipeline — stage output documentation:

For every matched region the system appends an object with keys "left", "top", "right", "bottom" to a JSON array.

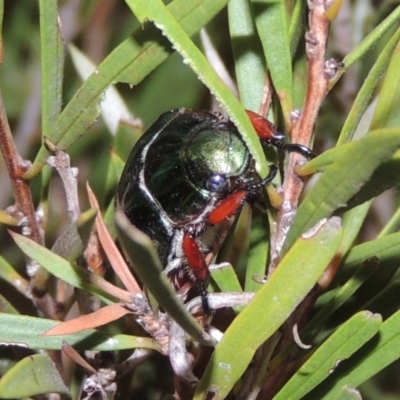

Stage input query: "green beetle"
[{"left": 116, "top": 109, "right": 313, "bottom": 314}]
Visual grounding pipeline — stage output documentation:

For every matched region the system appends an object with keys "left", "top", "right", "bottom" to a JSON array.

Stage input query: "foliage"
[{"left": 1, "top": 1, "right": 400, "bottom": 399}]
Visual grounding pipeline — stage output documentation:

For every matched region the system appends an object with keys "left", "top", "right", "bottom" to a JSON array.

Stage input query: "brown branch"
[
  {"left": 45, "top": 137, "right": 81, "bottom": 223},
  {"left": 258, "top": 73, "right": 273, "bottom": 116},
  {"left": 271, "top": 0, "right": 336, "bottom": 268},
  {"left": 0, "top": 90, "right": 43, "bottom": 245},
  {"left": 261, "top": 3, "right": 341, "bottom": 397},
  {"left": 0, "top": 89, "right": 59, "bottom": 319}
]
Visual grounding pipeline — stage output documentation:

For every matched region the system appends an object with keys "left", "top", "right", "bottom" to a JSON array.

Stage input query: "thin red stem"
[{"left": 0, "top": 89, "right": 43, "bottom": 245}]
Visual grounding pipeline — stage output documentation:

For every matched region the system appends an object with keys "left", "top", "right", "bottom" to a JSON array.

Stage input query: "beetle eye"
[{"left": 205, "top": 174, "right": 228, "bottom": 193}]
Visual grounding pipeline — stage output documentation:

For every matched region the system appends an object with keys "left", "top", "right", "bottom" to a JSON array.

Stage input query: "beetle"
[{"left": 116, "top": 109, "right": 314, "bottom": 315}]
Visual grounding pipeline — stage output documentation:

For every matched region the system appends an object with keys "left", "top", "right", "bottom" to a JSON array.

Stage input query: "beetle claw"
[{"left": 280, "top": 143, "right": 316, "bottom": 160}]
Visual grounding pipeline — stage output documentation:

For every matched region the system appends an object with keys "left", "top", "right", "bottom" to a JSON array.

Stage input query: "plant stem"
[
  {"left": 0, "top": 89, "right": 43, "bottom": 245},
  {"left": 271, "top": 0, "right": 333, "bottom": 270}
]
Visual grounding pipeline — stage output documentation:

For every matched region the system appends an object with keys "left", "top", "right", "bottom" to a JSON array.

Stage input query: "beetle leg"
[
  {"left": 183, "top": 233, "right": 211, "bottom": 315},
  {"left": 207, "top": 164, "right": 278, "bottom": 223},
  {"left": 207, "top": 190, "right": 247, "bottom": 225},
  {"left": 280, "top": 143, "right": 315, "bottom": 160},
  {"left": 245, "top": 109, "right": 281, "bottom": 143},
  {"left": 248, "top": 165, "right": 278, "bottom": 190},
  {"left": 245, "top": 109, "right": 315, "bottom": 160},
  {"left": 198, "top": 281, "right": 210, "bottom": 316},
  {"left": 207, "top": 163, "right": 278, "bottom": 224}
]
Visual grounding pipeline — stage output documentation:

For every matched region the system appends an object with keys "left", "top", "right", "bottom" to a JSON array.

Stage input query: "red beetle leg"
[
  {"left": 245, "top": 109, "right": 282, "bottom": 143},
  {"left": 207, "top": 190, "right": 247, "bottom": 225},
  {"left": 246, "top": 109, "right": 315, "bottom": 160},
  {"left": 183, "top": 234, "right": 211, "bottom": 314},
  {"left": 183, "top": 234, "right": 209, "bottom": 282}
]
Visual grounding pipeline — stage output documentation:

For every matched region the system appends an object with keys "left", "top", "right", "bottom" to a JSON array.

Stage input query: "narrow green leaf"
[
  {"left": 251, "top": 0, "right": 292, "bottom": 119},
  {"left": 126, "top": 0, "right": 269, "bottom": 178},
  {"left": 340, "top": 202, "right": 372, "bottom": 257},
  {"left": 285, "top": 129, "right": 400, "bottom": 251},
  {"left": 337, "top": 26, "right": 400, "bottom": 145},
  {"left": 303, "top": 258, "right": 379, "bottom": 340},
  {"left": 370, "top": 39, "right": 400, "bottom": 130},
  {"left": 103, "top": 197, "right": 117, "bottom": 237},
  {"left": 308, "top": 310, "right": 400, "bottom": 399},
  {"left": 379, "top": 204, "right": 400, "bottom": 237},
  {"left": 245, "top": 207, "right": 270, "bottom": 293},
  {"left": 28, "top": 0, "right": 229, "bottom": 178},
  {"left": 330, "top": 386, "right": 362, "bottom": 400},
  {"left": 363, "top": 280, "right": 400, "bottom": 320},
  {"left": 333, "top": 267, "right": 400, "bottom": 326},
  {"left": 297, "top": 144, "right": 348, "bottom": 175},
  {"left": 0, "top": 313, "right": 159, "bottom": 351},
  {"left": 117, "top": 0, "right": 229, "bottom": 85},
  {"left": 275, "top": 311, "right": 382, "bottom": 400},
  {"left": 342, "top": 231, "right": 400, "bottom": 276},
  {"left": 194, "top": 217, "right": 343, "bottom": 399},
  {"left": 228, "top": 0, "right": 266, "bottom": 111},
  {"left": 209, "top": 262, "right": 245, "bottom": 313},
  {"left": 39, "top": 0, "right": 63, "bottom": 136},
  {"left": 11, "top": 232, "right": 119, "bottom": 304},
  {"left": 112, "top": 145, "right": 130, "bottom": 180},
  {"left": 343, "top": 156, "right": 400, "bottom": 211},
  {"left": 210, "top": 263, "right": 243, "bottom": 294},
  {"left": 343, "top": 5, "right": 400, "bottom": 68},
  {"left": 0, "top": 255, "right": 29, "bottom": 296},
  {"left": 69, "top": 44, "right": 137, "bottom": 136},
  {"left": 288, "top": 0, "right": 307, "bottom": 57},
  {"left": 0, "top": 294, "right": 18, "bottom": 314},
  {"left": 115, "top": 211, "right": 216, "bottom": 347},
  {"left": 0, "top": 354, "right": 69, "bottom": 398}
]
